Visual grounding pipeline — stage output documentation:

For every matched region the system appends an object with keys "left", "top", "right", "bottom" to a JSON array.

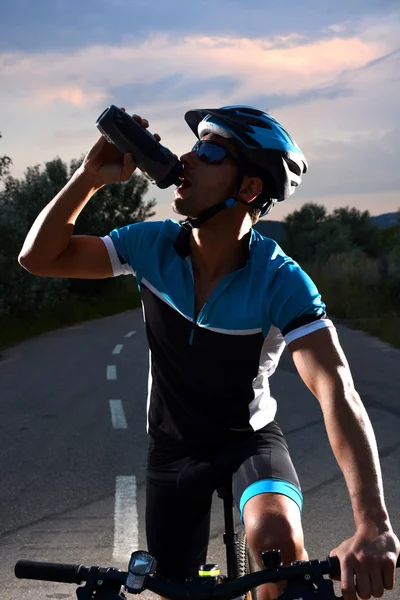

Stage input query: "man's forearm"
[
  {"left": 321, "top": 389, "right": 389, "bottom": 527},
  {"left": 19, "top": 167, "right": 101, "bottom": 266}
]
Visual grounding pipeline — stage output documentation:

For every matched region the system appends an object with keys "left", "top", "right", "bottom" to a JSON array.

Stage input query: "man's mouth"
[{"left": 177, "top": 174, "right": 192, "bottom": 190}]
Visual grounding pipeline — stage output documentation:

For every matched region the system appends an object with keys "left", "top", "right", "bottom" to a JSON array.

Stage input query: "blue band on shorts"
[{"left": 239, "top": 479, "right": 303, "bottom": 522}]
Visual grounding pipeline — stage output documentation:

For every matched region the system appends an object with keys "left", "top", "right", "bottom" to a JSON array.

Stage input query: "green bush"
[
  {"left": 0, "top": 276, "right": 141, "bottom": 351},
  {"left": 0, "top": 155, "right": 156, "bottom": 318}
]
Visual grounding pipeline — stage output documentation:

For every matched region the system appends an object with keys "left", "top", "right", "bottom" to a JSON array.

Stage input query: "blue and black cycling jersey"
[{"left": 101, "top": 219, "right": 333, "bottom": 447}]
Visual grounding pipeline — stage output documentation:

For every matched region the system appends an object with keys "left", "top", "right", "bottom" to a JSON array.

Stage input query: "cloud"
[
  {"left": 0, "top": 32, "right": 387, "bottom": 114},
  {"left": 249, "top": 85, "right": 354, "bottom": 113},
  {"left": 110, "top": 75, "right": 241, "bottom": 107},
  {"left": 0, "top": 14, "right": 399, "bottom": 217},
  {"left": 1, "top": 0, "right": 398, "bottom": 53},
  {"left": 35, "top": 87, "right": 109, "bottom": 108},
  {"left": 304, "top": 128, "right": 400, "bottom": 196}
]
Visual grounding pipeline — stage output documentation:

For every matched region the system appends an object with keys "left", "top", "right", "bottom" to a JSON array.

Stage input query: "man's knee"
[{"left": 243, "top": 493, "right": 305, "bottom": 564}]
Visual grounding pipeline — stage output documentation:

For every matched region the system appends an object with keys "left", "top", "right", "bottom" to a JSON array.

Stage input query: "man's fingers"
[
  {"left": 131, "top": 113, "right": 149, "bottom": 128},
  {"left": 126, "top": 152, "right": 136, "bottom": 167},
  {"left": 340, "top": 561, "right": 358, "bottom": 600},
  {"left": 87, "top": 135, "right": 108, "bottom": 159},
  {"left": 353, "top": 563, "right": 372, "bottom": 600},
  {"left": 369, "top": 565, "right": 384, "bottom": 598},
  {"left": 154, "top": 133, "right": 161, "bottom": 141},
  {"left": 383, "top": 558, "right": 396, "bottom": 590},
  {"left": 119, "top": 152, "right": 137, "bottom": 181}
]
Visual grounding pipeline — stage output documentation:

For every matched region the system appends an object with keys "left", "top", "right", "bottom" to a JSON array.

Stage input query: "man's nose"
[{"left": 180, "top": 149, "right": 197, "bottom": 168}]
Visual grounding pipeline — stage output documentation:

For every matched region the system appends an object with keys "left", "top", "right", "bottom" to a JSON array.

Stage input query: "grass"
[
  {"left": 0, "top": 282, "right": 141, "bottom": 356},
  {"left": 307, "top": 265, "right": 400, "bottom": 350}
]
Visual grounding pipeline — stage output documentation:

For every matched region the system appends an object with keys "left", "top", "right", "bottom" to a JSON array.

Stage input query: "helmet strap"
[{"left": 173, "top": 158, "right": 262, "bottom": 258}]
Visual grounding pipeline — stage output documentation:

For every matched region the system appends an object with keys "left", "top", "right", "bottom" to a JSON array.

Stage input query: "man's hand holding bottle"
[{"left": 79, "top": 109, "right": 161, "bottom": 188}]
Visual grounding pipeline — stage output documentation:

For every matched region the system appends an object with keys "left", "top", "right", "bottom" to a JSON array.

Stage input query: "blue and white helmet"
[{"left": 184, "top": 106, "right": 308, "bottom": 208}]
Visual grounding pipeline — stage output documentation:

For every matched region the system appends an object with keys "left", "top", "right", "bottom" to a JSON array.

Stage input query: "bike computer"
[{"left": 126, "top": 551, "right": 156, "bottom": 593}]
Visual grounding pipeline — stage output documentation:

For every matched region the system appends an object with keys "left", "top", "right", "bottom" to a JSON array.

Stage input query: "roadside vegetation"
[
  {"left": 282, "top": 203, "right": 400, "bottom": 348},
  {"left": 1, "top": 131, "right": 399, "bottom": 353},
  {"left": 0, "top": 134, "right": 152, "bottom": 353}
]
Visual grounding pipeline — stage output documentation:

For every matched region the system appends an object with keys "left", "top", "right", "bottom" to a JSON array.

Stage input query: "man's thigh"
[
  {"left": 145, "top": 438, "right": 214, "bottom": 580},
  {"left": 231, "top": 420, "right": 303, "bottom": 523}
]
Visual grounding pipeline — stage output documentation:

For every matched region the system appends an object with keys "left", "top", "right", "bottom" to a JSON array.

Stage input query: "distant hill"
[
  {"left": 370, "top": 212, "right": 399, "bottom": 228},
  {"left": 254, "top": 211, "right": 399, "bottom": 241}
]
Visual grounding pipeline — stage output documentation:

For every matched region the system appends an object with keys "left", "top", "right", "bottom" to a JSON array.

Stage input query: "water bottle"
[{"left": 96, "top": 105, "right": 183, "bottom": 189}]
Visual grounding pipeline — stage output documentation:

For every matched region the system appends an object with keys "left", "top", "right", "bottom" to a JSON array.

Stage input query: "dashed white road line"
[
  {"left": 124, "top": 330, "right": 137, "bottom": 338},
  {"left": 112, "top": 344, "right": 124, "bottom": 355},
  {"left": 113, "top": 476, "right": 138, "bottom": 562},
  {"left": 109, "top": 400, "right": 128, "bottom": 429},
  {"left": 107, "top": 365, "right": 117, "bottom": 380}
]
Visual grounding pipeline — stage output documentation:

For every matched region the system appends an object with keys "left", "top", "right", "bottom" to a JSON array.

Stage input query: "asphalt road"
[{"left": 1, "top": 309, "right": 399, "bottom": 600}]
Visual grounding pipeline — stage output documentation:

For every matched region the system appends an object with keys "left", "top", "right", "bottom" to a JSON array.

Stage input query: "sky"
[{"left": 1, "top": 0, "right": 399, "bottom": 222}]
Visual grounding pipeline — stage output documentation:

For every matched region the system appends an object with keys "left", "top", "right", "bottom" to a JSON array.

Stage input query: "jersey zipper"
[
  {"left": 187, "top": 265, "right": 245, "bottom": 346},
  {"left": 184, "top": 238, "right": 252, "bottom": 346}
]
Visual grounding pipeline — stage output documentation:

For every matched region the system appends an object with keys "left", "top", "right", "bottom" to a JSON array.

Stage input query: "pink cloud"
[
  {"left": 0, "top": 31, "right": 388, "bottom": 110},
  {"left": 34, "top": 87, "right": 109, "bottom": 108}
]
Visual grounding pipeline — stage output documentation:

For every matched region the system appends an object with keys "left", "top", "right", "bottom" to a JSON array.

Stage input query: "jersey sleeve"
[
  {"left": 100, "top": 221, "right": 163, "bottom": 278},
  {"left": 269, "top": 259, "right": 334, "bottom": 344}
]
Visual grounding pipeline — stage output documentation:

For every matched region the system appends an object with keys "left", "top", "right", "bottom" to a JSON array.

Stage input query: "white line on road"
[
  {"left": 107, "top": 365, "right": 117, "bottom": 380},
  {"left": 124, "top": 330, "right": 137, "bottom": 338},
  {"left": 112, "top": 344, "right": 124, "bottom": 355},
  {"left": 113, "top": 476, "right": 138, "bottom": 562},
  {"left": 109, "top": 400, "right": 128, "bottom": 429}
]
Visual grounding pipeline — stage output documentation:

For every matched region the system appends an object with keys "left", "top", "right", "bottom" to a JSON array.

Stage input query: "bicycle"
[{"left": 14, "top": 477, "right": 400, "bottom": 600}]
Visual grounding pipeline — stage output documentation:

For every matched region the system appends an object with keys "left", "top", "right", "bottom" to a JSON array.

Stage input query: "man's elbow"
[{"left": 18, "top": 251, "right": 44, "bottom": 275}]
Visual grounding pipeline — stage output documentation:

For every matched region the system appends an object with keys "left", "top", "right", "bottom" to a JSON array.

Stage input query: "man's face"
[{"left": 172, "top": 133, "right": 239, "bottom": 219}]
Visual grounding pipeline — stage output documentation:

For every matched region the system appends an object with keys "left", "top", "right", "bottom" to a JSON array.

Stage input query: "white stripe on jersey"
[
  {"left": 101, "top": 235, "right": 135, "bottom": 276},
  {"left": 284, "top": 318, "right": 334, "bottom": 345}
]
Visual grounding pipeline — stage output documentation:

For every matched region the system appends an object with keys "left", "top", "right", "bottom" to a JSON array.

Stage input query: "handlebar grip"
[
  {"left": 326, "top": 555, "right": 341, "bottom": 578},
  {"left": 15, "top": 560, "right": 86, "bottom": 584}
]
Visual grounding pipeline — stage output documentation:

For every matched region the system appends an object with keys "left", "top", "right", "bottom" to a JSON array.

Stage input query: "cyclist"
[{"left": 19, "top": 106, "right": 399, "bottom": 600}]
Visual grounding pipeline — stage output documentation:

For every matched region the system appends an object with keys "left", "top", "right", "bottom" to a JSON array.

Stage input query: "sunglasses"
[{"left": 191, "top": 140, "right": 238, "bottom": 165}]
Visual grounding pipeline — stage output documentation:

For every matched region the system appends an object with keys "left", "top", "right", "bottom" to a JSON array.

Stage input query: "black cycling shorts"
[{"left": 145, "top": 420, "right": 302, "bottom": 580}]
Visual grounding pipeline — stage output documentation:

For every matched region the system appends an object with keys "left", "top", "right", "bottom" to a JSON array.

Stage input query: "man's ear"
[{"left": 238, "top": 176, "right": 263, "bottom": 204}]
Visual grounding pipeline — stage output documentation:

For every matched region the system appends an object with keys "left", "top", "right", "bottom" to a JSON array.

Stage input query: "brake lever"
[
  {"left": 276, "top": 559, "right": 342, "bottom": 600},
  {"left": 76, "top": 566, "right": 126, "bottom": 600}
]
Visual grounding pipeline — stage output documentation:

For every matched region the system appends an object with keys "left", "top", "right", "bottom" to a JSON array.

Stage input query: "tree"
[
  {"left": 68, "top": 156, "right": 156, "bottom": 236},
  {"left": 0, "top": 155, "right": 156, "bottom": 316},
  {"left": 284, "top": 203, "right": 354, "bottom": 262},
  {"left": 331, "top": 206, "right": 380, "bottom": 257},
  {"left": 285, "top": 202, "right": 327, "bottom": 229},
  {"left": 0, "top": 131, "right": 12, "bottom": 181},
  {"left": 283, "top": 203, "right": 388, "bottom": 263}
]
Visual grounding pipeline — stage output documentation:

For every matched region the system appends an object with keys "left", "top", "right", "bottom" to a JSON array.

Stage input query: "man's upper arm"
[
  {"left": 288, "top": 327, "right": 356, "bottom": 404},
  {"left": 268, "top": 258, "right": 333, "bottom": 345},
  {"left": 266, "top": 256, "right": 351, "bottom": 401},
  {"left": 20, "top": 235, "right": 114, "bottom": 279}
]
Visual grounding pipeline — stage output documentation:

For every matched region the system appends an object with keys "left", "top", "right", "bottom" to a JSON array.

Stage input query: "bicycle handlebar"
[
  {"left": 15, "top": 555, "right": 400, "bottom": 600},
  {"left": 15, "top": 560, "right": 85, "bottom": 584}
]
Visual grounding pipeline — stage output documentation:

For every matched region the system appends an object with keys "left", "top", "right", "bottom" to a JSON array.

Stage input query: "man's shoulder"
[
  {"left": 129, "top": 217, "right": 181, "bottom": 233},
  {"left": 251, "top": 229, "right": 294, "bottom": 269},
  {"left": 111, "top": 218, "right": 181, "bottom": 242}
]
